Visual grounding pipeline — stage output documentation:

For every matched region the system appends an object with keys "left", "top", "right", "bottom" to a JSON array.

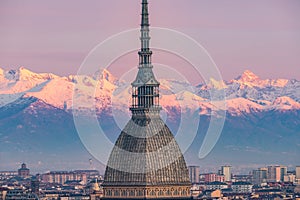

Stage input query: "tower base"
[{"left": 102, "top": 185, "right": 192, "bottom": 200}]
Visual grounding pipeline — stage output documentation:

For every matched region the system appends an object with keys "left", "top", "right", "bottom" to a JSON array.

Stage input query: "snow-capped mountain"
[
  {"left": 1, "top": 67, "right": 300, "bottom": 116},
  {"left": 0, "top": 66, "right": 300, "bottom": 171}
]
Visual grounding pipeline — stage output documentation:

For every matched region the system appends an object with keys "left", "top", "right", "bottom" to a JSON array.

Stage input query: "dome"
[{"left": 103, "top": 116, "right": 190, "bottom": 187}]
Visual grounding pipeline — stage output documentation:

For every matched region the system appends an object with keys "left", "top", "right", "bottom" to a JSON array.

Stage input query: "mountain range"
[{"left": 0, "top": 67, "right": 299, "bottom": 173}]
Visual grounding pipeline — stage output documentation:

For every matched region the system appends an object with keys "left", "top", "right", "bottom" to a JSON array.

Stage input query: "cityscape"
[
  {"left": 1, "top": 0, "right": 300, "bottom": 200},
  {"left": 0, "top": 163, "right": 300, "bottom": 199}
]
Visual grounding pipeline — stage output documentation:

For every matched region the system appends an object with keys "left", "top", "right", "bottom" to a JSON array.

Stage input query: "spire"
[
  {"left": 139, "top": 0, "right": 152, "bottom": 64},
  {"left": 130, "top": 0, "right": 161, "bottom": 115},
  {"left": 141, "top": 0, "right": 150, "bottom": 28}
]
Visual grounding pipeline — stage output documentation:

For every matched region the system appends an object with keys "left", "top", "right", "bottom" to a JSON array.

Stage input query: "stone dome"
[{"left": 103, "top": 116, "right": 190, "bottom": 187}]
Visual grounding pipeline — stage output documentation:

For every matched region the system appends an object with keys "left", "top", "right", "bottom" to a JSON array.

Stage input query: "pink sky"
[{"left": 0, "top": 0, "right": 299, "bottom": 81}]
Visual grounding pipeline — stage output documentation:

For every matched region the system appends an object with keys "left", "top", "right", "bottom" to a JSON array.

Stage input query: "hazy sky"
[{"left": 0, "top": 0, "right": 300, "bottom": 81}]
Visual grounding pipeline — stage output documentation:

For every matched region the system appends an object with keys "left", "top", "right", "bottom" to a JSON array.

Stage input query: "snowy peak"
[
  {"left": 0, "top": 67, "right": 299, "bottom": 115},
  {"left": 0, "top": 68, "right": 4, "bottom": 82},
  {"left": 225, "top": 98, "right": 263, "bottom": 116},
  {"left": 238, "top": 70, "right": 260, "bottom": 83},
  {"left": 2, "top": 67, "right": 58, "bottom": 82},
  {"left": 18, "top": 67, "right": 58, "bottom": 81},
  {"left": 102, "top": 69, "right": 117, "bottom": 83},
  {"left": 206, "top": 78, "right": 227, "bottom": 90},
  {"left": 271, "top": 96, "right": 300, "bottom": 110},
  {"left": 93, "top": 69, "right": 118, "bottom": 84},
  {"left": 230, "top": 70, "right": 288, "bottom": 88}
]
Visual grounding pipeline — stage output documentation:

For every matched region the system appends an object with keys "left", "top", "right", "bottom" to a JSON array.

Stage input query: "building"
[
  {"left": 201, "top": 189, "right": 223, "bottom": 199},
  {"left": 0, "top": 171, "right": 18, "bottom": 181},
  {"left": 31, "top": 177, "right": 40, "bottom": 196},
  {"left": 231, "top": 182, "right": 253, "bottom": 193},
  {"left": 284, "top": 173, "right": 296, "bottom": 183},
  {"left": 0, "top": 188, "right": 8, "bottom": 200},
  {"left": 189, "top": 166, "right": 200, "bottom": 184},
  {"left": 267, "top": 165, "right": 287, "bottom": 182},
  {"left": 202, "top": 173, "right": 225, "bottom": 183},
  {"left": 252, "top": 168, "right": 267, "bottom": 185},
  {"left": 296, "top": 166, "right": 300, "bottom": 184},
  {"left": 18, "top": 163, "right": 30, "bottom": 178},
  {"left": 89, "top": 179, "right": 103, "bottom": 200},
  {"left": 5, "top": 189, "right": 38, "bottom": 200},
  {"left": 206, "top": 182, "right": 228, "bottom": 190},
  {"left": 0, "top": 171, "right": 18, "bottom": 176},
  {"left": 280, "top": 166, "right": 287, "bottom": 182},
  {"left": 73, "top": 170, "right": 101, "bottom": 180},
  {"left": 102, "top": 0, "right": 191, "bottom": 199},
  {"left": 221, "top": 166, "right": 231, "bottom": 182},
  {"left": 41, "top": 171, "right": 87, "bottom": 185}
]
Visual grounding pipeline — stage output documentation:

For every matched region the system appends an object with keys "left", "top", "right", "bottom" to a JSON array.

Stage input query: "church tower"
[{"left": 102, "top": 0, "right": 192, "bottom": 199}]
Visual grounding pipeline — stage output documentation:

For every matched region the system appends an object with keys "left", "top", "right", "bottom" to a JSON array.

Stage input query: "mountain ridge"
[
  {"left": 0, "top": 67, "right": 299, "bottom": 171},
  {"left": 0, "top": 67, "right": 299, "bottom": 116}
]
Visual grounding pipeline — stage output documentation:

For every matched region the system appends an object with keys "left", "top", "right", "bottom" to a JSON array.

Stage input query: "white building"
[
  {"left": 41, "top": 171, "right": 87, "bottom": 185},
  {"left": 221, "top": 166, "right": 231, "bottom": 182},
  {"left": 231, "top": 182, "right": 253, "bottom": 193},
  {"left": 206, "top": 181, "right": 228, "bottom": 190}
]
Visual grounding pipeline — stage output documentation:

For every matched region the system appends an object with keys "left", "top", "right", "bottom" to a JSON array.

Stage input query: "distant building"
[
  {"left": 31, "top": 177, "right": 40, "bottom": 196},
  {"left": 221, "top": 166, "right": 231, "bottom": 182},
  {"left": 231, "top": 182, "right": 253, "bottom": 193},
  {"left": 189, "top": 166, "right": 200, "bottom": 183},
  {"left": 5, "top": 189, "right": 38, "bottom": 200},
  {"left": 202, "top": 173, "right": 225, "bottom": 183},
  {"left": 89, "top": 179, "right": 103, "bottom": 200},
  {"left": 18, "top": 163, "right": 30, "bottom": 178},
  {"left": 73, "top": 170, "right": 100, "bottom": 180},
  {"left": 59, "top": 194, "right": 90, "bottom": 200},
  {"left": 206, "top": 181, "right": 228, "bottom": 190},
  {"left": 252, "top": 168, "right": 267, "bottom": 185},
  {"left": 267, "top": 165, "right": 287, "bottom": 182},
  {"left": 232, "top": 174, "right": 253, "bottom": 183},
  {"left": 296, "top": 166, "right": 300, "bottom": 182},
  {"left": 41, "top": 171, "right": 87, "bottom": 185},
  {"left": 0, "top": 171, "right": 18, "bottom": 181},
  {"left": 204, "top": 189, "right": 223, "bottom": 199},
  {"left": 280, "top": 166, "right": 287, "bottom": 182},
  {"left": 284, "top": 173, "right": 296, "bottom": 183},
  {"left": 0, "top": 187, "right": 8, "bottom": 200},
  {"left": 0, "top": 171, "right": 18, "bottom": 176}
]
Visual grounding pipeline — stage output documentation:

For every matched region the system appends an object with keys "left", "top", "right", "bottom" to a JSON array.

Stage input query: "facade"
[
  {"left": 252, "top": 168, "right": 267, "bottom": 185},
  {"left": 5, "top": 189, "right": 38, "bottom": 200},
  {"left": 202, "top": 173, "right": 225, "bottom": 183},
  {"left": 18, "top": 163, "right": 30, "bottom": 178},
  {"left": 284, "top": 174, "right": 296, "bottom": 183},
  {"left": 0, "top": 171, "right": 18, "bottom": 181},
  {"left": 102, "top": 0, "right": 192, "bottom": 199},
  {"left": 280, "top": 166, "right": 287, "bottom": 182},
  {"left": 231, "top": 182, "right": 253, "bottom": 193},
  {"left": 267, "top": 165, "right": 287, "bottom": 182},
  {"left": 206, "top": 182, "right": 228, "bottom": 190},
  {"left": 296, "top": 166, "right": 300, "bottom": 183},
  {"left": 221, "top": 166, "right": 231, "bottom": 182},
  {"left": 0, "top": 171, "right": 18, "bottom": 176},
  {"left": 188, "top": 166, "right": 200, "bottom": 184},
  {"left": 41, "top": 171, "right": 87, "bottom": 185}
]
